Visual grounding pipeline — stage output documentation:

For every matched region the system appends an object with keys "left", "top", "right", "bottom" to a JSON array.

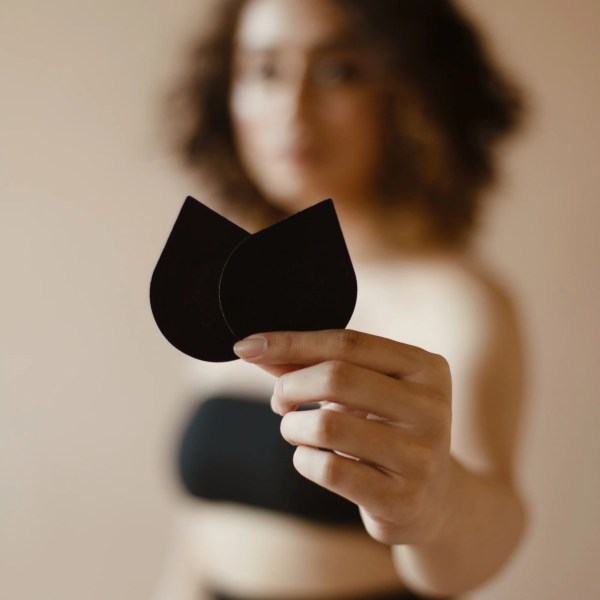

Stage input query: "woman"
[{"left": 156, "top": 1, "right": 527, "bottom": 599}]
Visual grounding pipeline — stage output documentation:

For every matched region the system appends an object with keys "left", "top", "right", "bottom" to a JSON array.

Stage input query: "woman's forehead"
[{"left": 233, "top": 0, "right": 358, "bottom": 54}]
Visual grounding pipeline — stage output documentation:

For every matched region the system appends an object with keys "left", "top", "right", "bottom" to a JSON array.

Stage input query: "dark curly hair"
[{"left": 164, "top": 0, "right": 525, "bottom": 247}]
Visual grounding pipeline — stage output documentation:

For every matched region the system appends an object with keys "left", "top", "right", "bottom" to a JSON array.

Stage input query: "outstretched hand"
[{"left": 233, "top": 329, "right": 455, "bottom": 546}]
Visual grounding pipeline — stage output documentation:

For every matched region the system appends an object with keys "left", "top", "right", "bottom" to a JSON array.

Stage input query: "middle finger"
[
  {"left": 273, "top": 360, "right": 440, "bottom": 427},
  {"left": 280, "top": 408, "right": 430, "bottom": 479}
]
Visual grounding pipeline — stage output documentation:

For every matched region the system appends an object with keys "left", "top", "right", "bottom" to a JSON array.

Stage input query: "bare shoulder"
[
  {"left": 431, "top": 253, "right": 522, "bottom": 342},
  {"left": 397, "top": 250, "right": 525, "bottom": 385},
  {"left": 418, "top": 253, "right": 526, "bottom": 479},
  {"left": 355, "top": 251, "right": 522, "bottom": 364},
  {"left": 355, "top": 251, "right": 527, "bottom": 478}
]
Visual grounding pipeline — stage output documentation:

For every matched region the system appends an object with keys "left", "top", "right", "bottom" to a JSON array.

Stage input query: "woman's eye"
[
  {"left": 239, "top": 59, "right": 280, "bottom": 82},
  {"left": 313, "top": 61, "right": 362, "bottom": 86},
  {"left": 247, "top": 60, "right": 279, "bottom": 81},
  {"left": 257, "top": 62, "right": 278, "bottom": 80}
]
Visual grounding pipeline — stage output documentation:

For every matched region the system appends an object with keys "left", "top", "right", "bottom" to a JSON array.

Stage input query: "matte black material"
[
  {"left": 210, "top": 587, "right": 450, "bottom": 600},
  {"left": 177, "top": 395, "right": 365, "bottom": 526},
  {"left": 150, "top": 196, "right": 357, "bottom": 362},
  {"left": 220, "top": 199, "right": 357, "bottom": 339},
  {"left": 150, "top": 197, "right": 248, "bottom": 362}
]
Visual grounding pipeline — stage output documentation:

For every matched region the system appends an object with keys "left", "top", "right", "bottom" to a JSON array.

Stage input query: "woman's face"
[{"left": 229, "top": 0, "right": 390, "bottom": 213}]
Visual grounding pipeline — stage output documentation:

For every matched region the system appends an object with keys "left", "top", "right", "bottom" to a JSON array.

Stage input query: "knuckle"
[
  {"left": 280, "top": 332, "right": 296, "bottom": 355},
  {"left": 322, "top": 360, "right": 348, "bottom": 396},
  {"left": 404, "top": 345, "right": 427, "bottom": 372},
  {"left": 428, "top": 386, "right": 447, "bottom": 405},
  {"left": 314, "top": 409, "right": 338, "bottom": 445},
  {"left": 429, "top": 352, "right": 450, "bottom": 375},
  {"left": 320, "top": 452, "right": 343, "bottom": 486},
  {"left": 332, "top": 329, "right": 361, "bottom": 353},
  {"left": 419, "top": 387, "right": 451, "bottom": 431},
  {"left": 272, "top": 376, "right": 287, "bottom": 414},
  {"left": 428, "top": 388, "right": 451, "bottom": 416},
  {"left": 274, "top": 375, "right": 285, "bottom": 399},
  {"left": 432, "top": 397, "right": 452, "bottom": 433},
  {"left": 271, "top": 377, "right": 283, "bottom": 414}
]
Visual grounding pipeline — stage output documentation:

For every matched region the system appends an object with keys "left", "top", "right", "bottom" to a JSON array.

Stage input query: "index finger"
[{"left": 232, "top": 329, "right": 427, "bottom": 378}]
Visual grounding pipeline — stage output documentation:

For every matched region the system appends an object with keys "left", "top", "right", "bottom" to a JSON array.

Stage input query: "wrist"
[{"left": 415, "top": 457, "right": 467, "bottom": 549}]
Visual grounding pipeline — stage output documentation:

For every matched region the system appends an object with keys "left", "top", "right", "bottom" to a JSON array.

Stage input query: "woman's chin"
[{"left": 263, "top": 182, "right": 337, "bottom": 213}]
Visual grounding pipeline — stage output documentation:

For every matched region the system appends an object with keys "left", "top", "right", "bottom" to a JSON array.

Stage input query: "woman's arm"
[
  {"left": 392, "top": 459, "right": 526, "bottom": 597},
  {"left": 233, "top": 272, "right": 528, "bottom": 598}
]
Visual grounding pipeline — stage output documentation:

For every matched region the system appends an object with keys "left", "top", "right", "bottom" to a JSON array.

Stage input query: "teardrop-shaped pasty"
[
  {"left": 219, "top": 199, "right": 357, "bottom": 340},
  {"left": 150, "top": 196, "right": 249, "bottom": 362}
]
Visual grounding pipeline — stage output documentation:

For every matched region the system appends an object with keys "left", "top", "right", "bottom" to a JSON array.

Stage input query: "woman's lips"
[{"left": 277, "top": 143, "right": 321, "bottom": 165}]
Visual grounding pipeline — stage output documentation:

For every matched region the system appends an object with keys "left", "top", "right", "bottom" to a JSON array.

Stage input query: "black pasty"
[{"left": 150, "top": 196, "right": 357, "bottom": 362}]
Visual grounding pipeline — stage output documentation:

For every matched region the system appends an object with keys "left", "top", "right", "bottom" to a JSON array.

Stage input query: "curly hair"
[{"left": 164, "top": 0, "right": 525, "bottom": 246}]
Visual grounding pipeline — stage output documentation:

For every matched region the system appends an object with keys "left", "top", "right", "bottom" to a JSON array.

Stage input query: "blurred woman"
[{"left": 156, "top": 1, "right": 527, "bottom": 599}]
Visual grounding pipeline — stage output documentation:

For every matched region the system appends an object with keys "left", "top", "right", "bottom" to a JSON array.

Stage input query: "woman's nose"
[{"left": 278, "top": 70, "right": 314, "bottom": 124}]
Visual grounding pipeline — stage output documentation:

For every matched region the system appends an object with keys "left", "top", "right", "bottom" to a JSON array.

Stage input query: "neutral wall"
[{"left": 1, "top": 1, "right": 598, "bottom": 599}]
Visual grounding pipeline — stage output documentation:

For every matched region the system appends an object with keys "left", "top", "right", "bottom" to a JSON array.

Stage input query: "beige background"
[{"left": 1, "top": 1, "right": 599, "bottom": 599}]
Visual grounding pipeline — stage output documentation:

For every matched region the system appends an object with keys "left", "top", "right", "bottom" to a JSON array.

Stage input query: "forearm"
[{"left": 391, "top": 458, "right": 527, "bottom": 597}]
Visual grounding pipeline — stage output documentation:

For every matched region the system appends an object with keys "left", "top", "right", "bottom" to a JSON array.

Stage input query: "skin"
[
  {"left": 233, "top": 329, "right": 454, "bottom": 546},
  {"left": 231, "top": 314, "right": 527, "bottom": 596},
  {"left": 156, "top": 1, "right": 527, "bottom": 597}
]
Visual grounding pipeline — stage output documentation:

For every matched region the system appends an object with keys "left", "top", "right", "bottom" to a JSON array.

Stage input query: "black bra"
[{"left": 176, "top": 394, "right": 364, "bottom": 527}]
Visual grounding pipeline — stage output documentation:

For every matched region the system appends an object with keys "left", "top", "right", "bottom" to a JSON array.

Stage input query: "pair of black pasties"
[{"left": 149, "top": 196, "right": 357, "bottom": 362}]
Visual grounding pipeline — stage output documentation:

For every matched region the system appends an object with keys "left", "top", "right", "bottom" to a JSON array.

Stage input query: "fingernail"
[{"left": 233, "top": 336, "right": 266, "bottom": 359}]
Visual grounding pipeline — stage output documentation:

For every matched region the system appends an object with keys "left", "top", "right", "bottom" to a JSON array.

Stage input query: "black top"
[
  {"left": 177, "top": 394, "right": 364, "bottom": 526},
  {"left": 176, "top": 394, "right": 456, "bottom": 600}
]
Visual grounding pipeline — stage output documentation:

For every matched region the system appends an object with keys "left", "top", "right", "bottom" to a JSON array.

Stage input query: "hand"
[{"left": 233, "top": 329, "right": 454, "bottom": 546}]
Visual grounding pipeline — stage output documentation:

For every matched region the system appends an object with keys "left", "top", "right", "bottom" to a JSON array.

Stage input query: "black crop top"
[{"left": 177, "top": 394, "right": 364, "bottom": 526}]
